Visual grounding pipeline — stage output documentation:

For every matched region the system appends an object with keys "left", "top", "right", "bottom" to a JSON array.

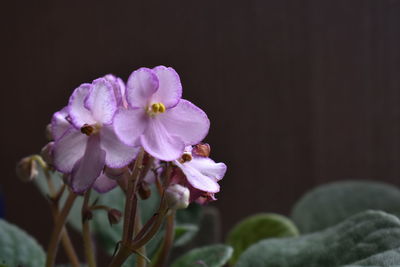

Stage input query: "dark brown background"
[{"left": 2, "top": 0, "right": 400, "bottom": 264}]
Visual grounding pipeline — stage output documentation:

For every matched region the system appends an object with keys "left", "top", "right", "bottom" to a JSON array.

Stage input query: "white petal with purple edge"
[
  {"left": 84, "top": 78, "right": 117, "bottom": 125},
  {"left": 93, "top": 173, "right": 118, "bottom": 193},
  {"left": 151, "top": 66, "right": 182, "bottom": 108},
  {"left": 104, "top": 74, "right": 123, "bottom": 107},
  {"left": 100, "top": 125, "right": 138, "bottom": 168},
  {"left": 141, "top": 118, "right": 185, "bottom": 161},
  {"left": 68, "top": 84, "right": 96, "bottom": 128},
  {"left": 113, "top": 108, "right": 148, "bottom": 146},
  {"left": 51, "top": 107, "right": 71, "bottom": 140},
  {"left": 159, "top": 99, "right": 210, "bottom": 145},
  {"left": 126, "top": 68, "right": 159, "bottom": 108},
  {"left": 175, "top": 160, "right": 220, "bottom": 193},
  {"left": 53, "top": 128, "right": 88, "bottom": 173},
  {"left": 71, "top": 135, "right": 106, "bottom": 193},
  {"left": 186, "top": 157, "right": 227, "bottom": 181}
]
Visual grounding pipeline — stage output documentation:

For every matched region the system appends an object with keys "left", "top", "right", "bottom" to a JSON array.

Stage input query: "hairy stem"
[
  {"left": 45, "top": 191, "right": 77, "bottom": 267},
  {"left": 44, "top": 168, "right": 80, "bottom": 267},
  {"left": 122, "top": 148, "right": 145, "bottom": 244},
  {"left": 152, "top": 211, "right": 176, "bottom": 267},
  {"left": 82, "top": 190, "right": 96, "bottom": 267},
  {"left": 135, "top": 207, "right": 147, "bottom": 267}
]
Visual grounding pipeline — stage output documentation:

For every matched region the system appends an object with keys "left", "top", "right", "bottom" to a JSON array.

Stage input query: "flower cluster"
[{"left": 48, "top": 66, "right": 226, "bottom": 204}]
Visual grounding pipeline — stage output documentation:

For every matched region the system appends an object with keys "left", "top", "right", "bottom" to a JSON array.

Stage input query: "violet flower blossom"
[
  {"left": 172, "top": 145, "right": 227, "bottom": 204},
  {"left": 51, "top": 77, "right": 137, "bottom": 193},
  {"left": 113, "top": 66, "right": 210, "bottom": 161}
]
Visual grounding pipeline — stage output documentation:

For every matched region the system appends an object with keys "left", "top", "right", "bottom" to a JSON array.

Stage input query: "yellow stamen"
[{"left": 149, "top": 102, "right": 166, "bottom": 116}]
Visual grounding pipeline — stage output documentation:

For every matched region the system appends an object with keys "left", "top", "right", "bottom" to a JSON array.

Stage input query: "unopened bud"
[
  {"left": 45, "top": 124, "right": 53, "bottom": 141},
  {"left": 16, "top": 156, "right": 39, "bottom": 182},
  {"left": 165, "top": 184, "right": 190, "bottom": 210},
  {"left": 105, "top": 166, "right": 129, "bottom": 180},
  {"left": 40, "top": 142, "right": 54, "bottom": 166},
  {"left": 138, "top": 181, "right": 151, "bottom": 200},
  {"left": 108, "top": 209, "right": 122, "bottom": 225},
  {"left": 193, "top": 143, "right": 211, "bottom": 157}
]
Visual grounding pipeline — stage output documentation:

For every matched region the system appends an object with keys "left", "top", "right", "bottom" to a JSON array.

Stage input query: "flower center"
[
  {"left": 179, "top": 152, "right": 193, "bottom": 163},
  {"left": 81, "top": 123, "right": 101, "bottom": 136},
  {"left": 147, "top": 102, "right": 166, "bottom": 116}
]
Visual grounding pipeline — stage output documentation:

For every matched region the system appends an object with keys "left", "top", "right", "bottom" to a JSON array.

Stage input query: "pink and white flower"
[
  {"left": 171, "top": 145, "right": 227, "bottom": 204},
  {"left": 51, "top": 77, "right": 137, "bottom": 193},
  {"left": 113, "top": 66, "right": 210, "bottom": 161}
]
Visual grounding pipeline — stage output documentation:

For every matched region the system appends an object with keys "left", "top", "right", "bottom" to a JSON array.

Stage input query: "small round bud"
[
  {"left": 165, "top": 184, "right": 190, "bottom": 210},
  {"left": 108, "top": 209, "right": 122, "bottom": 225},
  {"left": 105, "top": 166, "right": 129, "bottom": 180},
  {"left": 40, "top": 142, "right": 54, "bottom": 166},
  {"left": 16, "top": 156, "right": 39, "bottom": 182},
  {"left": 193, "top": 143, "right": 211, "bottom": 157},
  {"left": 138, "top": 181, "right": 151, "bottom": 200},
  {"left": 45, "top": 124, "right": 53, "bottom": 141}
]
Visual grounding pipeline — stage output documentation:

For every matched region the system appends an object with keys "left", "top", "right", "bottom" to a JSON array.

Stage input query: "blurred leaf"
[
  {"left": 0, "top": 219, "right": 45, "bottom": 267},
  {"left": 227, "top": 213, "right": 299, "bottom": 265},
  {"left": 291, "top": 180, "right": 400, "bottom": 233},
  {"left": 176, "top": 203, "right": 203, "bottom": 225},
  {"left": 174, "top": 224, "right": 199, "bottom": 247},
  {"left": 236, "top": 210, "right": 400, "bottom": 267},
  {"left": 171, "top": 244, "right": 233, "bottom": 267}
]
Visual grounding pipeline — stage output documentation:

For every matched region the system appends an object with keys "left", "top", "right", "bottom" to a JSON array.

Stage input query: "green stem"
[
  {"left": 45, "top": 191, "right": 77, "bottom": 267},
  {"left": 152, "top": 211, "right": 176, "bottom": 267},
  {"left": 82, "top": 190, "right": 96, "bottom": 267}
]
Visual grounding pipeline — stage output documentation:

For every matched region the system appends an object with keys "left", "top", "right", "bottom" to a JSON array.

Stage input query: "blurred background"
[{"left": 2, "top": 0, "right": 400, "bottom": 263}]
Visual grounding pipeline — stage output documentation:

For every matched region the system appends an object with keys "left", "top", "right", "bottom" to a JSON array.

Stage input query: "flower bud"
[
  {"left": 138, "top": 181, "right": 151, "bottom": 200},
  {"left": 165, "top": 184, "right": 190, "bottom": 210},
  {"left": 40, "top": 142, "right": 54, "bottom": 166},
  {"left": 16, "top": 156, "right": 39, "bottom": 182},
  {"left": 45, "top": 123, "right": 53, "bottom": 141},
  {"left": 193, "top": 143, "right": 211, "bottom": 157},
  {"left": 108, "top": 208, "right": 122, "bottom": 225},
  {"left": 105, "top": 166, "right": 129, "bottom": 180}
]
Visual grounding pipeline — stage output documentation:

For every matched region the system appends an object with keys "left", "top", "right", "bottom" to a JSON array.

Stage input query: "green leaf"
[
  {"left": 292, "top": 180, "right": 400, "bottom": 233},
  {"left": 0, "top": 219, "right": 45, "bottom": 267},
  {"left": 171, "top": 244, "right": 233, "bottom": 267},
  {"left": 227, "top": 213, "right": 299, "bottom": 265},
  {"left": 176, "top": 203, "right": 203, "bottom": 225},
  {"left": 174, "top": 224, "right": 199, "bottom": 247},
  {"left": 236, "top": 210, "right": 400, "bottom": 267}
]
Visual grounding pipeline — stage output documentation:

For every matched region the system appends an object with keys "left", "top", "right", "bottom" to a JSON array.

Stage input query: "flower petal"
[
  {"left": 70, "top": 135, "right": 106, "bottom": 193},
  {"left": 100, "top": 125, "right": 138, "bottom": 168},
  {"left": 126, "top": 68, "right": 159, "bottom": 108},
  {"left": 93, "top": 173, "right": 118, "bottom": 193},
  {"left": 51, "top": 107, "right": 71, "bottom": 140},
  {"left": 159, "top": 99, "right": 210, "bottom": 145},
  {"left": 113, "top": 108, "right": 148, "bottom": 146},
  {"left": 68, "top": 84, "right": 96, "bottom": 128},
  {"left": 53, "top": 128, "right": 88, "bottom": 173},
  {"left": 186, "top": 157, "right": 227, "bottom": 181},
  {"left": 151, "top": 66, "right": 182, "bottom": 108},
  {"left": 141, "top": 118, "right": 185, "bottom": 161},
  {"left": 175, "top": 160, "right": 220, "bottom": 193},
  {"left": 104, "top": 74, "right": 125, "bottom": 107},
  {"left": 84, "top": 78, "right": 117, "bottom": 124}
]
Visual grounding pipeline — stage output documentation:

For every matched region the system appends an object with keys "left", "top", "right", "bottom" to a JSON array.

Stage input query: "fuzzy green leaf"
[
  {"left": 292, "top": 180, "right": 400, "bottom": 233},
  {"left": 174, "top": 224, "right": 199, "bottom": 247},
  {"left": 171, "top": 244, "right": 233, "bottom": 267},
  {"left": 0, "top": 219, "right": 45, "bottom": 267},
  {"left": 236, "top": 210, "right": 400, "bottom": 267},
  {"left": 227, "top": 213, "right": 299, "bottom": 265}
]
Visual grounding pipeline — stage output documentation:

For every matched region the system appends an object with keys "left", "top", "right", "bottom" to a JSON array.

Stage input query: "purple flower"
[
  {"left": 172, "top": 145, "right": 227, "bottom": 204},
  {"left": 51, "top": 78, "right": 137, "bottom": 193},
  {"left": 113, "top": 66, "right": 210, "bottom": 161}
]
